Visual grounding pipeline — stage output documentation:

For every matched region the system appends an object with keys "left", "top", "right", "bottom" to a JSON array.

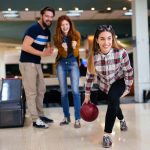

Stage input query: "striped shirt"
[
  {"left": 85, "top": 48, "right": 133, "bottom": 94},
  {"left": 20, "top": 23, "right": 51, "bottom": 64}
]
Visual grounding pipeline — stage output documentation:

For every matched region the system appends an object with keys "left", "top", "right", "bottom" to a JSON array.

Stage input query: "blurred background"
[{"left": 0, "top": 0, "right": 149, "bottom": 105}]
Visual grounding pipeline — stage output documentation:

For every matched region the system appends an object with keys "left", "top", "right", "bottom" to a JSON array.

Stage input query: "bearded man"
[{"left": 19, "top": 6, "right": 55, "bottom": 129}]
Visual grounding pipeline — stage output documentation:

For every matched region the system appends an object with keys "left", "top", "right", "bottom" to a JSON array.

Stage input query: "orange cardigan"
[{"left": 53, "top": 31, "right": 81, "bottom": 65}]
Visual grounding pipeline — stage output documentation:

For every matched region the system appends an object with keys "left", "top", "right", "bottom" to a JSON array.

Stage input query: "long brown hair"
[
  {"left": 54, "top": 15, "right": 78, "bottom": 44},
  {"left": 88, "top": 25, "right": 124, "bottom": 75},
  {"left": 92, "top": 25, "right": 123, "bottom": 53}
]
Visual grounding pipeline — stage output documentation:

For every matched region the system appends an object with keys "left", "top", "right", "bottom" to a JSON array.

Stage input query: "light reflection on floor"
[{"left": 0, "top": 103, "right": 150, "bottom": 150}]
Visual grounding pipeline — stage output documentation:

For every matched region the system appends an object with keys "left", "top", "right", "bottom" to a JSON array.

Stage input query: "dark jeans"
[{"left": 102, "top": 78, "right": 125, "bottom": 133}]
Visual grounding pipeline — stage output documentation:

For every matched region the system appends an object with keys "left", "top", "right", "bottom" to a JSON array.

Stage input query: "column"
[
  {"left": 0, "top": 50, "right": 6, "bottom": 78},
  {"left": 132, "top": 0, "right": 150, "bottom": 102}
]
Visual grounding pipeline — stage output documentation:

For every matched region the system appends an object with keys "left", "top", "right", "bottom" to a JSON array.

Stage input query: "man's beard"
[{"left": 42, "top": 19, "right": 52, "bottom": 28}]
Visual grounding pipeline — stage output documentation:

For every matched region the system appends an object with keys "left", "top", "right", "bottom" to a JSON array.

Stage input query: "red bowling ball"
[{"left": 80, "top": 102, "right": 99, "bottom": 122}]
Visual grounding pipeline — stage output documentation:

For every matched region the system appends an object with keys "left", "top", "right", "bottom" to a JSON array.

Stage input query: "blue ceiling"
[
  {"left": 0, "top": 0, "right": 132, "bottom": 11},
  {"left": 0, "top": 0, "right": 150, "bottom": 43}
]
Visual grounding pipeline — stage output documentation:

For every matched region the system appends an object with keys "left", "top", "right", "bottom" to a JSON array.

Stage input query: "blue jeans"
[{"left": 56, "top": 57, "right": 81, "bottom": 120}]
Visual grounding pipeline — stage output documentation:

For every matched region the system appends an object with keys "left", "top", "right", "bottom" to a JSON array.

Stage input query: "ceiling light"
[
  {"left": 91, "top": 7, "right": 95, "bottom": 11},
  {"left": 123, "top": 7, "right": 127, "bottom": 11},
  {"left": 107, "top": 7, "right": 111, "bottom": 11},
  {"left": 25, "top": 8, "right": 29, "bottom": 11},
  {"left": 68, "top": 10, "right": 83, "bottom": 13},
  {"left": 124, "top": 9, "right": 132, "bottom": 16},
  {"left": 58, "top": 8, "right": 62, "bottom": 11},
  {"left": 3, "top": 14, "right": 19, "bottom": 18},
  {"left": 67, "top": 10, "right": 83, "bottom": 17},
  {"left": 2, "top": 10, "right": 19, "bottom": 18},
  {"left": 8, "top": 8, "right": 12, "bottom": 11},
  {"left": 67, "top": 12, "right": 80, "bottom": 17},
  {"left": 75, "top": 7, "right": 79, "bottom": 11}
]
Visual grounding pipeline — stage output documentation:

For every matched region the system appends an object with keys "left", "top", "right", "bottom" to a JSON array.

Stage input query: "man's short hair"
[{"left": 40, "top": 6, "right": 55, "bottom": 17}]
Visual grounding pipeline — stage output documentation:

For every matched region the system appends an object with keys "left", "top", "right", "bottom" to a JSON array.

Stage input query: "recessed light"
[
  {"left": 123, "top": 7, "right": 127, "bottom": 11},
  {"left": 58, "top": 8, "right": 62, "bottom": 11},
  {"left": 8, "top": 8, "right": 12, "bottom": 11},
  {"left": 25, "top": 8, "right": 29, "bottom": 11},
  {"left": 75, "top": 7, "right": 79, "bottom": 11},
  {"left": 91, "top": 7, "right": 95, "bottom": 11},
  {"left": 106, "top": 7, "right": 111, "bottom": 11}
]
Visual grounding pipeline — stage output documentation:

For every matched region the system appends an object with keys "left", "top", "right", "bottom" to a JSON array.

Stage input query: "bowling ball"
[{"left": 80, "top": 102, "right": 99, "bottom": 122}]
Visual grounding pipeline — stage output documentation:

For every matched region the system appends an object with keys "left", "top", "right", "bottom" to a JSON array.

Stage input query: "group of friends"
[{"left": 19, "top": 6, "right": 133, "bottom": 148}]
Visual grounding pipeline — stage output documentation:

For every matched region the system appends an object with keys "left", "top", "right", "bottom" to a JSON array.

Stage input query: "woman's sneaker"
[
  {"left": 60, "top": 117, "right": 71, "bottom": 126},
  {"left": 74, "top": 120, "right": 81, "bottom": 128},
  {"left": 120, "top": 120, "right": 128, "bottom": 131},
  {"left": 33, "top": 118, "right": 49, "bottom": 129},
  {"left": 102, "top": 135, "right": 112, "bottom": 148}
]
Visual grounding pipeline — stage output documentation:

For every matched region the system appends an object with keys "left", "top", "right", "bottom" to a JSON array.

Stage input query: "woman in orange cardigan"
[{"left": 53, "top": 15, "right": 81, "bottom": 128}]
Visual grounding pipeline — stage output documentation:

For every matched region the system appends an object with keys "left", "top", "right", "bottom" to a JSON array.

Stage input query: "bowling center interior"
[{"left": 0, "top": 0, "right": 150, "bottom": 150}]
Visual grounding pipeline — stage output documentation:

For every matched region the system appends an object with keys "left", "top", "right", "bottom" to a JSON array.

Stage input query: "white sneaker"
[
  {"left": 74, "top": 119, "right": 81, "bottom": 128},
  {"left": 33, "top": 118, "right": 49, "bottom": 129}
]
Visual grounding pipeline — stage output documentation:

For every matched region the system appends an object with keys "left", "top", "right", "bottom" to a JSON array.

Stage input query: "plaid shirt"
[{"left": 85, "top": 48, "right": 133, "bottom": 94}]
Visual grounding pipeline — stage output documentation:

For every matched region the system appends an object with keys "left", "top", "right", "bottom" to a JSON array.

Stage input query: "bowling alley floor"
[{"left": 0, "top": 103, "right": 150, "bottom": 150}]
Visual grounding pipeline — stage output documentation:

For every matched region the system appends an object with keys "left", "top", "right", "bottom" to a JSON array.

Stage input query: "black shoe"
[
  {"left": 102, "top": 135, "right": 112, "bottom": 148},
  {"left": 33, "top": 118, "right": 49, "bottom": 129},
  {"left": 120, "top": 120, "right": 128, "bottom": 131},
  {"left": 40, "top": 116, "right": 54, "bottom": 123},
  {"left": 60, "top": 117, "right": 71, "bottom": 126}
]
